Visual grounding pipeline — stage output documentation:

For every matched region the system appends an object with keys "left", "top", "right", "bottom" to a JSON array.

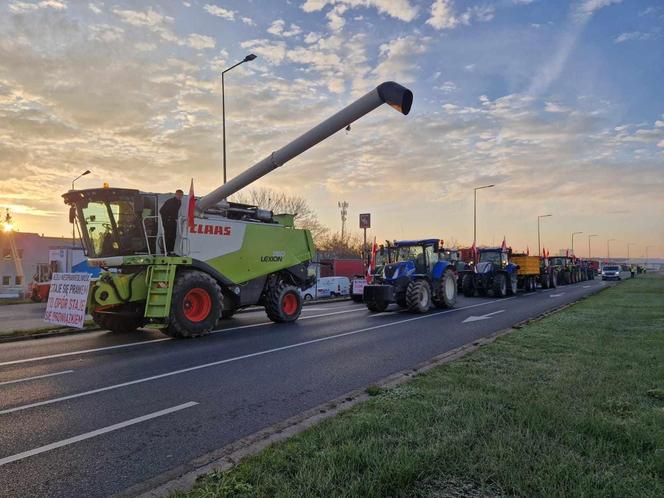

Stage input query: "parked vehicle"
[
  {"left": 363, "top": 239, "right": 457, "bottom": 313},
  {"left": 548, "top": 256, "right": 582, "bottom": 285},
  {"left": 460, "top": 247, "right": 519, "bottom": 297},
  {"left": 511, "top": 254, "right": 541, "bottom": 292},
  {"left": 601, "top": 265, "right": 621, "bottom": 281}
]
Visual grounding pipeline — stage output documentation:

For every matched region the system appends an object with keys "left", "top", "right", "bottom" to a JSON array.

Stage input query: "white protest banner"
[
  {"left": 44, "top": 273, "right": 91, "bottom": 329},
  {"left": 352, "top": 278, "right": 367, "bottom": 295}
]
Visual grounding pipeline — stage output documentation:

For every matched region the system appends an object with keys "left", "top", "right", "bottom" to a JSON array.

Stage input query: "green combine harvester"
[{"left": 63, "top": 82, "right": 413, "bottom": 337}]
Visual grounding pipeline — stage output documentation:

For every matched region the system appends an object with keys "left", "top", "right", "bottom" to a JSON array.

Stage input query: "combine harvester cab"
[
  {"left": 460, "top": 248, "right": 519, "bottom": 298},
  {"left": 64, "top": 82, "right": 413, "bottom": 338},
  {"left": 363, "top": 239, "right": 457, "bottom": 313}
]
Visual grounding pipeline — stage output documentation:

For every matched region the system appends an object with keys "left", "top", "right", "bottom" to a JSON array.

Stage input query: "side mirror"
[{"left": 69, "top": 206, "right": 76, "bottom": 224}]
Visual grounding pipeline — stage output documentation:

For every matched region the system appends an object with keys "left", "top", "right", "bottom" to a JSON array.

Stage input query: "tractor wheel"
[
  {"left": 524, "top": 277, "right": 532, "bottom": 292},
  {"left": 550, "top": 271, "right": 558, "bottom": 288},
  {"left": 351, "top": 294, "right": 363, "bottom": 303},
  {"left": 165, "top": 271, "right": 222, "bottom": 338},
  {"left": 92, "top": 311, "right": 144, "bottom": 334},
  {"left": 265, "top": 281, "right": 302, "bottom": 323},
  {"left": 507, "top": 274, "right": 518, "bottom": 295},
  {"left": 396, "top": 294, "right": 408, "bottom": 308},
  {"left": 366, "top": 300, "right": 389, "bottom": 312},
  {"left": 541, "top": 274, "right": 549, "bottom": 289},
  {"left": 493, "top": 274, "right": 507, "bottom": 298},
  {"left": 461, "top": 274, "right": 475, "bottom": 297},
  {"left": 434, "top": 269, "right": 457, "bottom": 308},
  {"left": 406, "top": 280, "right": 432, "bottom": 313}
]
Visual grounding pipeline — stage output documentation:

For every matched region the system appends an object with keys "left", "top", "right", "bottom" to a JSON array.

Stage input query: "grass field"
[{"left": 181, "top": 275, "right": 664, "bottom": 498}]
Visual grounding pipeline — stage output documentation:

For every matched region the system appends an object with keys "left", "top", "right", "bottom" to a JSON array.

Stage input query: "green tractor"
[{"left": 64, "top": 82, "right": 413, "bottom": 337}]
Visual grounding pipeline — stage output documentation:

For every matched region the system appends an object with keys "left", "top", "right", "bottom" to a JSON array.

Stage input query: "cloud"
[
  {"left": 241, "top": 17, "right": 256, "bottom": 26},
  {"left": 614, "top": 30, "right": 660, "bottom": 43},
  {"left": 240, "top": 39, "right": 287, "bottom": 64},
  {"left": 186, "top": 34, "right": 216, "bottom": 50},
  {"left": 268, "top": 19, "right": 303, "bottom": 37},
  {"left": 9, "top": 0, "right": 67, "bottom": 13},
  {"left": 426, "top": 0, "right": 495, "bottom": 30},
  {"left": 528, "top": 0, "right": 622, "bottom": 96},
  {"left": 301, "top": 0, "right": 419, "bottom": 23},
  {"left": 203, "top": 4, "right": 236, "bottom": 21},
  {"left": 372, "top": 35, "right": 427, "bottom": 84}
]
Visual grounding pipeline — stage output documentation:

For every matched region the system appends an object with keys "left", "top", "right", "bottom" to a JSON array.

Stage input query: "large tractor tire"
[
  {"left": 165, "top": 271, "right": 223, "bottom": 338},
  {"left": 406, "top": 280, "right": 432, "bottom": 313},
  {"left": 541, "top": 274, "right": 549, "bottom": 289},
  {"left": 507, "top": 274, "right": 518, "bottom": 295},
  {"left": 550, "top": 271, "right": 558, "bottom": 288},
  {"left": 524, "top": 277, "right": 532, "bottom": 292},
  {"left": 434, "top": 269, "right": 457, "bottom": 308},
  {"left": 493, "top": 273, "right": 507, "bottom": 298},
  {"left": 265, "top": 281, "right": 303, "bottom": 323},
  {"left": 92, "top": 311, "right": 144, "bottom": 334},
  {"left": 461, "top": 274, "right": 475, "bottom": 297}
]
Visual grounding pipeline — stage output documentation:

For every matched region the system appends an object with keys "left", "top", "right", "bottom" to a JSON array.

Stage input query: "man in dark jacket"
[{"left": 159, "top": 189, "right": 183, "bottom": 254}]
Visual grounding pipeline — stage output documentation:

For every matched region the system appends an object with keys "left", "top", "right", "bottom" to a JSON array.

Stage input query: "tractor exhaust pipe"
[{"left": 196, "top": 81, "right": 413, "bottom": 214}]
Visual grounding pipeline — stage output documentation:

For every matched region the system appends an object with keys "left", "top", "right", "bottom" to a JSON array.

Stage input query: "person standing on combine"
[{"left": 160, "top": 189, "right": 183, "bottom": 255}]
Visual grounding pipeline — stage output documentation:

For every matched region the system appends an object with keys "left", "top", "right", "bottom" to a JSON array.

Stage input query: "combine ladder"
[{"left": 144, "top": 264, "right": 177, "bottom": 319}]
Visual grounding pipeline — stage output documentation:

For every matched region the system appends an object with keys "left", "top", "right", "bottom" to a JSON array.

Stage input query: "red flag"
[
  {"left": 187, "top": 178, "right": 196, "bottom": 231},
  {"left": 542, "top": 247, "right": 546, "bottom": 258},
  {"left": 501, "top": 237, "right": 507, "bottom": 251},
  {"left": 566, "top": 249, "right": 569, "bottom": 257},
  {"left": 366, "top": 237, "right": 377, "bottom": 284},
  {"left": 526, "top": 246, "right": 530, "bottom": 256},
  {"left": 546, "top": 249, "right": 549, "bottom": 258},
  {"left": 470, "top": 241, "right": 477, "bottom": 263}
]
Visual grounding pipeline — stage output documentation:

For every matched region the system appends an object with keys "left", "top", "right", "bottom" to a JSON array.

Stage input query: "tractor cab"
[
  {"left": 63, "top": 188, "right": 158, "bottom": 260},
  {"left": 476, "top": 248, "right": 510, "bottom": 273},
  {"left": 381, "top": 239, "right": 442, "bottom": 282}
]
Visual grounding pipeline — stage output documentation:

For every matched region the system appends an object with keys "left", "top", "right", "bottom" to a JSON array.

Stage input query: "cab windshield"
[
  {"left": 396, "top": 245, "right": 423, "bottom": 262},
  {"left": 479, "top": 251, "right": 502, "bottom": 264},
  {"left": 75, "top": 193, "right": 149, "bottom": 257}
]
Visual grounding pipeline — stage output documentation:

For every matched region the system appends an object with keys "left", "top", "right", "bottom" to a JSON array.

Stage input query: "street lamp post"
[
  {"left": 537, "top": 214, "right": 552, "bottom": 257},
  {"left": 222, "top": 54, "right": 257, "bottom": 185},
  {"left": 588, "top": 234, "right": 598, "bottom": 259},
  {"left": 607, "top": 238, "right": 616, "bottom": 261},
  {"left": 473, "top": 184, "right": 494, "bottom": 252},
  {"left": 571, "top": 231, "right": 583, "bottom": 256},
  {"left": 645, "top": 245, "right": 656, "bottom": 266},
  {"left": 71, "top": 170, "right": 91, "bottom": 247}
]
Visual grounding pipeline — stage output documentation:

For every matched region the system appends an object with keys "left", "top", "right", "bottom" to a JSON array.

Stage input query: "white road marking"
[
  {"left": 0, "top": 298, "right": 516, "bottom": 416},
  {"left": 369, "top": 312, "right": 395, "bottom": 318},
  {"left": 583, "top": 285, "right": 591, "bottom": 288},
  {"left": 0, "top": 370, "right": 74, "bottom": 387},
  {"left": 0, "top": 308, "right": 365, "bottom": 368},
  {"left": 462, "top": 310, "right": 506, "bottom": 323},
  {"left": 549, "top": 293, "right": 565, "bottom": 297},
  {"left": 0, "top": 402, "right": 197, "bottom": 467}
]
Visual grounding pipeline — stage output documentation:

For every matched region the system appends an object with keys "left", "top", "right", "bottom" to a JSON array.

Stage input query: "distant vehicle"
[
  {"left": 301, "top": 276, "right": 350, "bottom": 300},
  {"left": 601, "top": 265, "right": 621, "bottom": 281}
]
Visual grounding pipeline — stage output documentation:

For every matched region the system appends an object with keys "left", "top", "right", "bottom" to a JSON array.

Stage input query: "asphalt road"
[{"left": 0, "top": 277, "right": 618, "bottom": 497}]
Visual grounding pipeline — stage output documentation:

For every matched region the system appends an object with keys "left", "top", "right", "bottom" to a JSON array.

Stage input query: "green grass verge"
[{"left": 181, "top": 275, "right": 664, "bottom": 498}]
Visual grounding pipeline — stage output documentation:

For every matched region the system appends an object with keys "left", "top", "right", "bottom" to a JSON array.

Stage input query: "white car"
[
  {"left": 301, "top": 276, "right": 351, "bottom": 301},
  {"left": 601, "top": 265, "right": 621, "bottom": 281}
]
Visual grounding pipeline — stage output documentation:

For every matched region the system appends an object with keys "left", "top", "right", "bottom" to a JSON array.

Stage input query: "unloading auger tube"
[{"left": 196, "top": 81, "right": 413, "bottom": 214}]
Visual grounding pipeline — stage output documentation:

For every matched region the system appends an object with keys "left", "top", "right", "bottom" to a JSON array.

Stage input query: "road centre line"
[
  {"left": 0, "top": 370, "right": 74, "bottom": 387},
  {"left": 0, "top": 298, "right": 516, "bottom": 416},
  {"left": 0, "top": 402, "right": 198, "bottom": 467},
  {"left": 0, "top": 308, "right": 365, "bottom": 369}
]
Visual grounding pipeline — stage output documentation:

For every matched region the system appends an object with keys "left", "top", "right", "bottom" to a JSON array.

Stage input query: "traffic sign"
[{"left": 359, "top": 213, "right": 371, "bottom": 229}]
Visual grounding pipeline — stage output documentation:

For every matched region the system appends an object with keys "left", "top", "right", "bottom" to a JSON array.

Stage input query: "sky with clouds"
[{"left": 0, "top": 0, "right": 662, "bottom": 258}]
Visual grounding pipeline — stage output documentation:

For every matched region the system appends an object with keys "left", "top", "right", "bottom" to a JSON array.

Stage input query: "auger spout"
[{"left": 196, "top": 81, "right": 413, "bottom": 214}]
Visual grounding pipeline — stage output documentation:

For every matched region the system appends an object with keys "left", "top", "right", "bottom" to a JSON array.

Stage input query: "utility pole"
[
  {"left": 338, "top": 201, "right": 349, "bottom": 241},
  {"left": 537, "top": 214, "right": 552, "bottom": 257},
  {"left": 571, "top": 231, "right": 583, "bottom": 256}
]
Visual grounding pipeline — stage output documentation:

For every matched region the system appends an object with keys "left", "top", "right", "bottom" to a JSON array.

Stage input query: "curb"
[{"left": 127, "top": 283, "right": 611, "bottom": 497}]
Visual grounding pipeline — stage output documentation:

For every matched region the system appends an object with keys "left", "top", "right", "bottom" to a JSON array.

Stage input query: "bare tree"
[
  {"left": 316, "top": 231, "right": 364, "bottom": 258},
  {"left": 231, "top": 188, "right": 329, "bottom": 241}
]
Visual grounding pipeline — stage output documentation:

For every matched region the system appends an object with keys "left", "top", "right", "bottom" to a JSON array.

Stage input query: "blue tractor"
[
  {"left": 363, "top": 239, "right": 457, "bottom": 313},
  {"left": 459, "top": 247, "right": 518, "bottom": 298}
]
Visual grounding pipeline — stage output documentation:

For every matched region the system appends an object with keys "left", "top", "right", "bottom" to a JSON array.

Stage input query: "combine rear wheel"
[
  {"left": 265, "top": 281, "right": 302, "bottom": 323},
  {"left": 165, "top": 271, "right": 222, "bottom": 338},
  {"left": 434, "top": 269, "right": 457, "bottom": 308},
  {"left": 406, "top": 280, "right": 432, "bottom": 313}
]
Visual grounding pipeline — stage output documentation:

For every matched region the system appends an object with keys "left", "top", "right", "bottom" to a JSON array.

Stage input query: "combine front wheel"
[
  {"left": 166, "top": 271, "right": 222, "bottom": 338},
  {"left": 265, "top": 281, "right": 302, "bottom": 323}
]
